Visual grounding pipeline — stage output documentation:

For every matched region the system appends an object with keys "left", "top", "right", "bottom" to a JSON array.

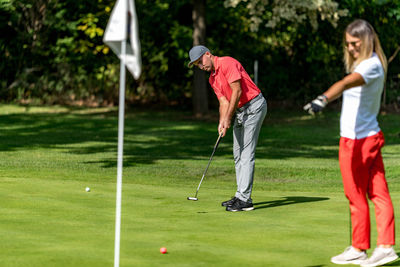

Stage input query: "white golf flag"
[
  {"left": 103, "top": 1, "right": 141, "bottom": 266},
  {"left": 103, "top": 0, "right": 141, "bottom": 79}
]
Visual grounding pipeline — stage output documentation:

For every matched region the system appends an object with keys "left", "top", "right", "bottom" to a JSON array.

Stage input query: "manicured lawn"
[{"left": 0, "top": 104, "right": 399, "bottom": 266}]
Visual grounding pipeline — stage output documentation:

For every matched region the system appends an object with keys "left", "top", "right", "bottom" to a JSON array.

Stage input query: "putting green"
[
  {"left": 2, "top": 176, "right": 400, "bottom": 266},
  {"left": 0, "top": 105, "right": 399, "bottom": 266}
]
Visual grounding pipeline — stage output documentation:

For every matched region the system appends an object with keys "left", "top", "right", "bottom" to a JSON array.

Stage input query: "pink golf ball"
[{"left": 160, "top": 247, "right": 167, "bottom": 254}]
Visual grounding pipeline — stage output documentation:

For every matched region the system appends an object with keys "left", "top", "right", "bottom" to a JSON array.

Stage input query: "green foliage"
[
  {"left": 221, "top": 0, "right": 400, "bottom": 105},
  {"left": 224, "top": 0, "right": 349, "bottom": 32},
  {"left": 0, "top": 0, "right": 399, "bottom": 108}
]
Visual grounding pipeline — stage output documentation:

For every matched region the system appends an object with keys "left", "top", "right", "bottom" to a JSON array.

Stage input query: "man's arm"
[{"left": 218, "top": 80, "right": 242, "bottom": 136}]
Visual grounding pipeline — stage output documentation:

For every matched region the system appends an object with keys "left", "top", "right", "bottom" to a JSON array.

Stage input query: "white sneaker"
[
  {"left": 331, "top": 246, "right": 368, "bottom": 265},
  {"left": 360, "top": 247, "right": 398, "bottom": 267}
]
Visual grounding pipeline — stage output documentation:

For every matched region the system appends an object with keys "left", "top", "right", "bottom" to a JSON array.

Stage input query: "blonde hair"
[{"left": 343, "top": 19, "right": 387, "bottom": 74}]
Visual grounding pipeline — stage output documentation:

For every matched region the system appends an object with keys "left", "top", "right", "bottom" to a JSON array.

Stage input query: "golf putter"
[{"left": 187, "top": 133, "right": 223, "bottom": 201}]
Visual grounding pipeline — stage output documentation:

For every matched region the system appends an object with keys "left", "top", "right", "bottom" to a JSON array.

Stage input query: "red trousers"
[{"left": 339, "top": 131, "right": 395, "bottom": 250}]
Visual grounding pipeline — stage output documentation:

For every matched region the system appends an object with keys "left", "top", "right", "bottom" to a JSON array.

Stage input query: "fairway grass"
[{"left": 0, "top": 105, "right": 399, "bottom": 266}]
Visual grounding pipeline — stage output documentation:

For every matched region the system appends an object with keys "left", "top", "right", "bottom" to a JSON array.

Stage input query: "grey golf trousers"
[{"left": 233, "top": 94, "right": 267, "bottom": 203}]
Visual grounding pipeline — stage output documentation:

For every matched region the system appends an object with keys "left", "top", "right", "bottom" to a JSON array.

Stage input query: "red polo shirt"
[{"left": 209, "top": 56, "right": 260, "bottom": 108}]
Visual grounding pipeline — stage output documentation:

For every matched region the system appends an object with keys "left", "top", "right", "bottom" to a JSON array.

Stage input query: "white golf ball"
[{"left": 85, "top": 187, "right": 90, "bottom": 192}]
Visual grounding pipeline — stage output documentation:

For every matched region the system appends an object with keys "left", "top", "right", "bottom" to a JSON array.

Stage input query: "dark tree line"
[{"left": 1, "top": 0, "right": 399, "bottom": 113}]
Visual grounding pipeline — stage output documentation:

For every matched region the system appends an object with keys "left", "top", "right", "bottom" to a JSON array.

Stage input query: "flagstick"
[{"left": 114, "top": 39, "right": 127, "bottom": 267}]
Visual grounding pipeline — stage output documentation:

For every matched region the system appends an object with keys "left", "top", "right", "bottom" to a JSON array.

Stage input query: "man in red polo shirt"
[{"left": 188, "top": 45, "right": 267, "bottom": 212}]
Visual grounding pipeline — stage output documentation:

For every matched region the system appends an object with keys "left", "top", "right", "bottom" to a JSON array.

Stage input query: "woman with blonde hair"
[{"left": 304, "top": 19, "right": 397, "bottom": 267}]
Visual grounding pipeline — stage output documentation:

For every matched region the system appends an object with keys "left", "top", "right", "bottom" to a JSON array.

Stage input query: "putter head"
[{"left": 187, "top": 197, "right": 198, "bottom": 201}]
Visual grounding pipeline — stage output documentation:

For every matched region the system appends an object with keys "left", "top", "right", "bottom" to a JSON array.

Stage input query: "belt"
[{"left": 237, "top": 93, "right": 263, "bottom": 113}]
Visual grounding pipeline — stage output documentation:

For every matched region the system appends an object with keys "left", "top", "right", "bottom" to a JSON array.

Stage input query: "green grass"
[{"left": 0, "top": 104, "right": 399, "bottom": 266}]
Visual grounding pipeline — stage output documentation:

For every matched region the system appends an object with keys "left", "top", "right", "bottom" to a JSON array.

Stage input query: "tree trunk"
[
  {"left": 192, "top": 0, "right": 208, "bottom": 117},
  {"left": 382, "top": 45, "right": 400, "bottom": 108}
]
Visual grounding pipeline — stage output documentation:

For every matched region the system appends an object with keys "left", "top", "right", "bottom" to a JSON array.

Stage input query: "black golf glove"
[{"left": 303, "top": 95, "right": 328, "bottom": 115}]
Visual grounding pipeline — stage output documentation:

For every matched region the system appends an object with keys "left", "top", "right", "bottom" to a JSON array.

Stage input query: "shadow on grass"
[
  {"left": 386, "top": 256, "right": 400, "bottom": 266},
  {"left": 301, "top": 250, "right": 400, "bottom": 267},
  {"left": 0, "top": 108, "right": 398, "bottom": 168},
  {"left": 253, "top": 196, "right": 330, "bottom": 210},
  {"left": 303, "top": 256, "right": 400, "bottom": 267}
]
